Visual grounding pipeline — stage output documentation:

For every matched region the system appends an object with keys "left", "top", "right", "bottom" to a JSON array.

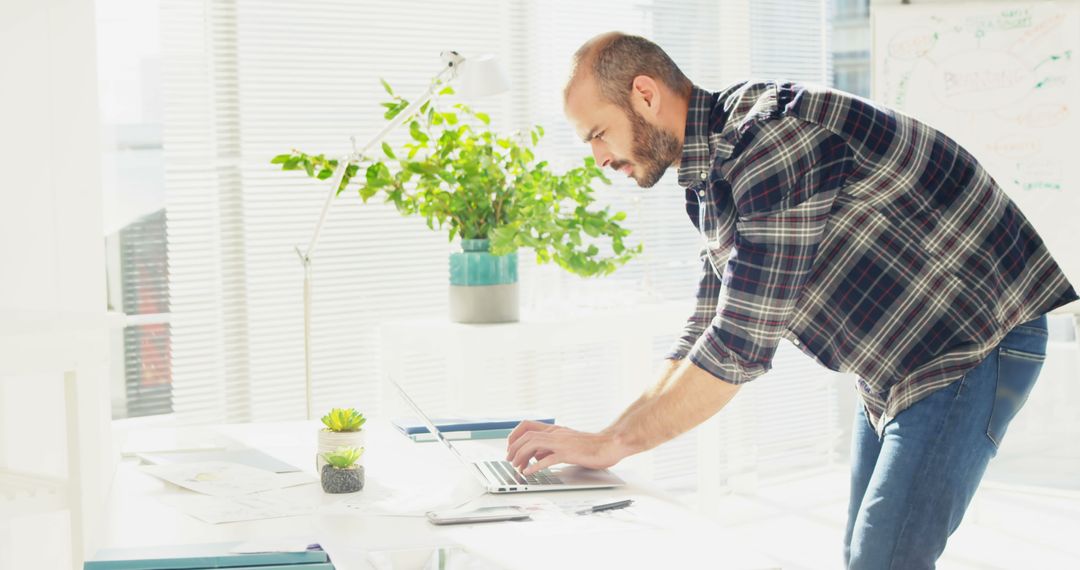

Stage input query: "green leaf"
[
  {"left": 271, "top": 154, "right": 292, "bottom": 164},
  {"left": 475, "top": 112, "right": 490, "bottom": 125},
  {"left": 366, "top": 163, "right": 392, "bottom": 188},
  {"left": 382, "top": 142, "right": 396, "bottom": 159},
  {"left": 317, "top": 168, "right": 333, "bottom": 180},
  {"left": 283, "top": 157, "right": 301, "bottom": 170},
  {"left": 359, "top": 184, "right": 378, "bottom": 202},
  {"left": 303, "top": 160, "right": 314, "bottom": 177},
  {"left": 438, "top": 85, "right": 454, "bottom": 96},
  {"left": 385, "top": 101, "right": 407, "bottom": 120},
  {"left": 380, "top": 78, "right": 394, "bottom": 96},
  {"left": 409, "top": 121, "right": 429, "bottom": 143}
]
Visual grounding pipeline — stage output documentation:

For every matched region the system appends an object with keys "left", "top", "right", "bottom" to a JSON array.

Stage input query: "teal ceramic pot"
[{"left": 448, "top": 239, "right": 519, "bottom": 323}]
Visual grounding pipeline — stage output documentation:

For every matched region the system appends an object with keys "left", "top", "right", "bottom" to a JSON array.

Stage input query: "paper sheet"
[
  {"left": 142, "top": 461, "right": 314, "bottom": 496},
  {"left": 159, "top": 487, "right": 322, "bottom": 524},
  {"left": 442, "top": 495, "right": 671, "bottom": 538},
  {"left": 324, "top": 478, "right": 475, "bottom": 517}
]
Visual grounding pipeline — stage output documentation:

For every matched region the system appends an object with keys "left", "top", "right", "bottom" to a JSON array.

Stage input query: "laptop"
[{"left": 392, "top": 379, "right": 626, "bottom": 494}]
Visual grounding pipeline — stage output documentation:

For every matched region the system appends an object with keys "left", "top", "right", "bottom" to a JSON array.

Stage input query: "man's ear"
[{"left": 630, "top": 75, "right": 662, "bottom": 118}]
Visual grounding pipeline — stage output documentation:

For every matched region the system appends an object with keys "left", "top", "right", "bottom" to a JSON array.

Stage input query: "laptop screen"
[{"left": 390, "top": 379, "right": 470, "bottom": 465}]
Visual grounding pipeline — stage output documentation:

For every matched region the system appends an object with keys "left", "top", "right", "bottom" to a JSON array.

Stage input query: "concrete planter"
[
  {"left": 449, "top": 239, "right": 519, "bottom": 323},
  {"left": 320, "top": 464, "right": 364, "bottom": 494}
]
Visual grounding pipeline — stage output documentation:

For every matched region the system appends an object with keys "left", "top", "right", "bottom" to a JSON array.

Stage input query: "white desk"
[{"left": 101, "top": 421, "right": 777, "bottom": 569}]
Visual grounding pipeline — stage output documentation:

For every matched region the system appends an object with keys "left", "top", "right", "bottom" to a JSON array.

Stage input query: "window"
[
  {"left": 98, "top": 0, "right": 171, "bottom": 419},
  {"left": 828, "top": 0, "right": 871, "bottom": 97},
  {"left": 99, "top": 0, "right": 841, "bottom": 493}
]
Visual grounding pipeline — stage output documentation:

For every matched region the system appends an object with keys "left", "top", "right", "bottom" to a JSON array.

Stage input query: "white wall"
[
  {"left": 0, "top": 0, "right": 108, "bottom": 567},
  {"left": 1, "top": 0, "right": 105, "bottom": 313}
]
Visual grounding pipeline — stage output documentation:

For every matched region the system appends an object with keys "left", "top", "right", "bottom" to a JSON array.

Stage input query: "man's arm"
[
  {"left": 601, "top": 358, "right": 682, "bottom": 432},
  {"left": 507, "top": 117, "right": 854, "bottom": 475},
  {"left": 507, "top": 359, "right": 739, "bottom": 475}
]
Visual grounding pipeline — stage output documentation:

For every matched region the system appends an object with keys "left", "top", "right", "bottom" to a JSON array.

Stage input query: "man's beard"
[{"left": 612, "top": 108, "right": 681, "bottom": 188}]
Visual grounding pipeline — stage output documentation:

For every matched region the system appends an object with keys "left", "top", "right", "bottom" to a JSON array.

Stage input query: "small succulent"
[
  {"left": 323, "top": 447, "right": 364, "bottom": 469},
  {"left": 321, "top": 408, "right": 366, "bottom": 432}
]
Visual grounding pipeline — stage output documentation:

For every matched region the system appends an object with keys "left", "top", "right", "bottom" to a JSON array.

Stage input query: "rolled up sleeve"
[{"left": 666, "top": 247, "right": 726, "bottom": 361}]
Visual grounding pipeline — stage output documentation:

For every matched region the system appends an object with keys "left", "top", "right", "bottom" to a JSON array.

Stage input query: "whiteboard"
[{"left": 873, "top": 2, "right": 1080, "bottom": 311}]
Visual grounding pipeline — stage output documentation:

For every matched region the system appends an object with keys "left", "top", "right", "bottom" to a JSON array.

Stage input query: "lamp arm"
[{"left": 299, "top": 65, "right": 455, "bottom": 261}]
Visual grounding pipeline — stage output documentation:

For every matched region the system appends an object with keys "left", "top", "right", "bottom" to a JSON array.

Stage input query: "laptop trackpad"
[{"left": 549, "top": 465, "right": 625, "bottom": 486}]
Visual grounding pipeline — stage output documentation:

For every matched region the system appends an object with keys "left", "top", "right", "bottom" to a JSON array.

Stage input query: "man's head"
[{"left": 564, "top": 32, "right": 692, "bottom": 188}]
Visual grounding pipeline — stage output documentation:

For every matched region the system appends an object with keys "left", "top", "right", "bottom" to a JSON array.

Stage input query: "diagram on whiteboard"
[{"left": 874, "top": 2, "right": 1080, "bottom": 289}]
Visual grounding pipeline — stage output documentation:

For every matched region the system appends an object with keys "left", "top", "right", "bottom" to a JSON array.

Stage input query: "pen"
[{"left": 576, "top": 499, "right": 634, "bottom": 515}]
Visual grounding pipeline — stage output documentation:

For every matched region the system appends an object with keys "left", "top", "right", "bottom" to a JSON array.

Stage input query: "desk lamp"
[{"left": 296, "top": 51, "right": 509, "bottom": 419}]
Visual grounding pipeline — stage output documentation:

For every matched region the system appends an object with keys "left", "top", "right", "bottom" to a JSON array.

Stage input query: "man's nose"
[{"left": 590, "top": 140, "right": 613, "bottom": 168}]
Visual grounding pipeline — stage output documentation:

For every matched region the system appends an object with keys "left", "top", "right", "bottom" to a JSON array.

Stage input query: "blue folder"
[
  {"left": 83, "top": 542, "right": 330, "bottom": 570},
  {"left": 392, "top": 415, "right": 554, "bottom": 436}
]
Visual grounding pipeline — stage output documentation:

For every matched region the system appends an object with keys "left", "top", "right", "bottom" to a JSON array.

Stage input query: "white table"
[{"left": 101, "top": 420, "right": 777, "bottom": 569}]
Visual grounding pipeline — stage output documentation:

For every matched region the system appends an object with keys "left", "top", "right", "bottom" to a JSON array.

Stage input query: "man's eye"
[{"left": 595, "top": 131, "right": 606, "bottom": 141}]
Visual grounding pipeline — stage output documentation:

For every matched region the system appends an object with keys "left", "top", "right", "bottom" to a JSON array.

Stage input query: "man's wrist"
[{"left": 606, "top": 424, "right": 645, "bottom": 459}]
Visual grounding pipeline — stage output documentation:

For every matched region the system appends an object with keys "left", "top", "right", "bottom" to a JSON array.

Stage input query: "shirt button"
[
  {"left": 792, "top": 338, "right": 801, "bottom": 347},
  {"left": 699, "top": 171, "right": 708, "bottom": 180},
  {"left": 698, "top": 189, "right": 705, "bottom": 197}
]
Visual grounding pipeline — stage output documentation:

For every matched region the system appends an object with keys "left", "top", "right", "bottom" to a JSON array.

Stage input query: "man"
[{"left": 506, "top": 32, "right": 1078, "bottom": 568}]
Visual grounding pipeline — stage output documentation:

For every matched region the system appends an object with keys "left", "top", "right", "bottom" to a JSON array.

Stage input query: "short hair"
[{"left": 567, "top": 32, "right": 693, "bottom": 109}]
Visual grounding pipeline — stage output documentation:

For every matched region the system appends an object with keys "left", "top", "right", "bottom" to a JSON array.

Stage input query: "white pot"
[{"left": 316, "top": 429, "right": 365, "bottom": 472}]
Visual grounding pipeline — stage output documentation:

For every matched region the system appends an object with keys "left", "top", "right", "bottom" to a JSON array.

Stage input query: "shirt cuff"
[
  {"left": 665, "top": 340, "right": 695, "bottom": 361},
  {"left": 666, "top": 320, "right": 710, "bottom": 361},
  {"left": 684, "top": 324, "right": 768, "bottom": 385}
]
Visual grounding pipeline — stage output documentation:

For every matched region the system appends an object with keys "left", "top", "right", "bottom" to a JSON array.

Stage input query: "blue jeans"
[{"left": 843, "top": 315, "right": 1047, "bottom": 569}]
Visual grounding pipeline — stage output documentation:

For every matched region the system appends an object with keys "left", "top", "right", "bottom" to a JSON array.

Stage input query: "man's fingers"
[
  {"left": 523, "top": 453, "right": 562, "bottom": 476},
  {"left": 507, "top": 420, "right": 555, "bottom": 448},
  {"left": 510, "top": 434, "right": 553, "bottom": 471},
  {"left": 505, "top": 430, "right": 536, "bottom": 462}
]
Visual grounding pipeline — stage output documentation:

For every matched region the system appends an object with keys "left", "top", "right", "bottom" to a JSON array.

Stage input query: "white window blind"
[{"left": 156, "top": 0, "right": 842, "bottom": 492}]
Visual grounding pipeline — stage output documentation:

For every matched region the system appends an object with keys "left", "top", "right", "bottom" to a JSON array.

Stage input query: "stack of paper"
[
  {"left": 84, "top": 541, "right": 333, "bottom": 569},
  {"left": 392, "top": 415, "right": 554, "bottom": 442}
]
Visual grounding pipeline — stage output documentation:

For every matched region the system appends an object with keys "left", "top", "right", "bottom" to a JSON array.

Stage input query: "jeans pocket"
[{"left": 987, "top": 347, "right": 1045, "bottom": 448}]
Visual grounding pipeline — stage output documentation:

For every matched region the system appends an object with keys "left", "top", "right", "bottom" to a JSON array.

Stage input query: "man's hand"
[
  {"left": 505, "top": 360, "right": 741, "bottom": 476},
  {"left": 505, "top": 420, "right": 631, "bottom": 476}
]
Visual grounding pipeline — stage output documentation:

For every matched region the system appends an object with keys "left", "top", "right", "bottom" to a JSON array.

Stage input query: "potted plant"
[
  {"left": 320, "top": 447, "right": 365, "bottom": 494},
  {"left": 317, "top": 407, "right": 366, "bottom": 472},
  {"left": 272, "top": 80, "right": 642, "bottom": 323}
]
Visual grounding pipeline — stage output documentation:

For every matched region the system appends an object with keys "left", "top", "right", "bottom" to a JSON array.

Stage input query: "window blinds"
[{"left": 158, "top": 0, "right": 841, "bottom": 490}]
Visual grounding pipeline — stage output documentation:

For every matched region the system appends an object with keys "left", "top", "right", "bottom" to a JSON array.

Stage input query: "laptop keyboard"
[{"left": 484, "top": 460, "right": 564, "bottom": 486}]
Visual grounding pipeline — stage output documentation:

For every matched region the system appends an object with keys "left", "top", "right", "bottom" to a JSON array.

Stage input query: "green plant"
[
  {"left": 272, "top": 80, "right": 642, "bottom": 277},
  {"left": 321, "top": 408, "right": 366, "bottom": 432},
  {"left": 323, "top": 447, "right": 364, "bottom": 469}
]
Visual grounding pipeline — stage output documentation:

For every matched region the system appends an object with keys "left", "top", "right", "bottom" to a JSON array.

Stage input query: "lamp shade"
[{"left": 457, "top": 54, "right": 510, "bottom": 99}]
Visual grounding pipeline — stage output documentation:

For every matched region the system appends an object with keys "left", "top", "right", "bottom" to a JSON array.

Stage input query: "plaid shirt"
[{"left": 668, "top": 82, "right": 1078, "bottom": 434}]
